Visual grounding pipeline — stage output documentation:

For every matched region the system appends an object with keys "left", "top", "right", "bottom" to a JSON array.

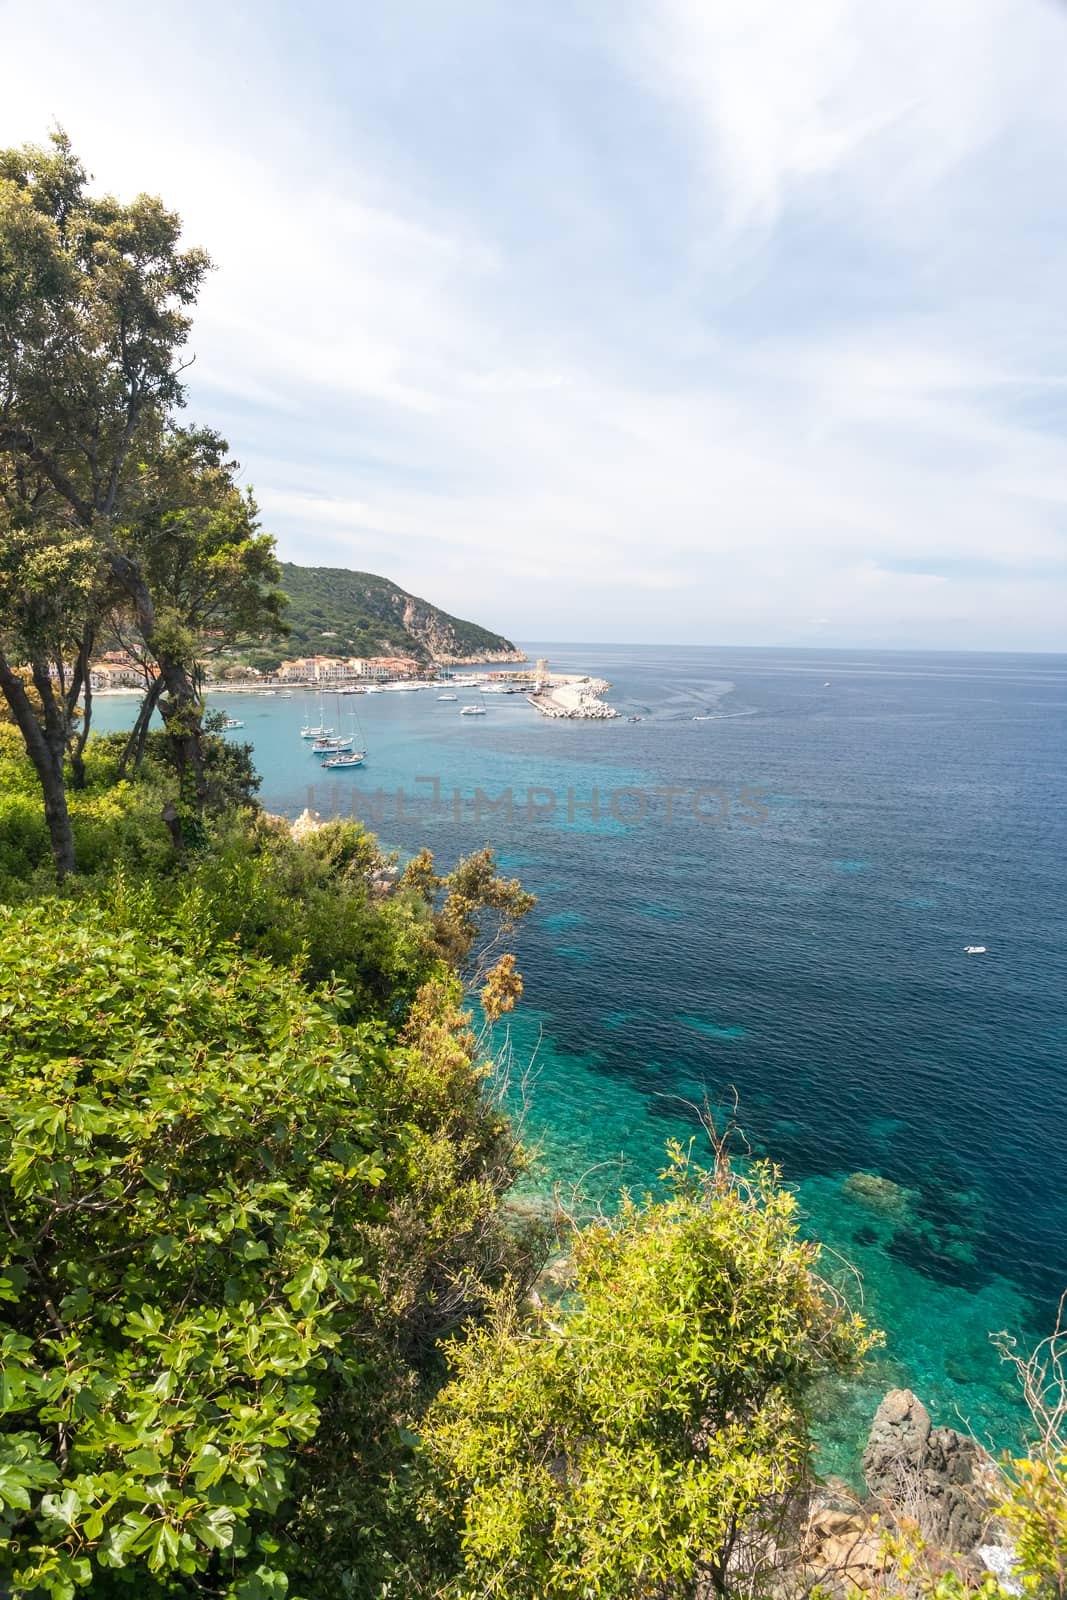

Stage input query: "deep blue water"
[{"left": 91, "top": 646, "right": 1067, "bottom": 1470}]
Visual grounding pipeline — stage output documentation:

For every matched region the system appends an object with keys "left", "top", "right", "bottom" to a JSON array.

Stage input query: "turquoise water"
[{"left": 90, "top": 646, "right": 1067, "bottom": 1473}]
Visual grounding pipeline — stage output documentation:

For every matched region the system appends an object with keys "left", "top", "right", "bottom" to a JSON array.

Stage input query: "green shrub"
[
  {"left": 0, "top": 732, "right": 175, "bottom": 898},
  {"left": 92, "top": 718, "right": 263, "bottom": 816},
  {"left": 407, "top": 1143, "right": 879, "bottom": 1600},
  {"left": 0, "top": 897, "right": 531, "bottom": 1598}
]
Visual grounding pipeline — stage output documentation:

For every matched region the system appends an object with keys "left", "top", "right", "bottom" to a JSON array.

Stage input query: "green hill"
[{"left": 272, "top": 563, "right": 524, "bottom": 664}]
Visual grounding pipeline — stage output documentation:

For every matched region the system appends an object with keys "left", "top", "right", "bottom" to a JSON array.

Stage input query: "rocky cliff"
[
  {"left": 397, "top": 595, "right": 525, "bottom": 663},
  {"left": 275, "top": 562, "right": 525, "bottom": 664}
]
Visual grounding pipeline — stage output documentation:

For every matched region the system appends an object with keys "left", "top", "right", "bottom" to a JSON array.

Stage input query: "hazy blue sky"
[{"left": 3, "top": 0, "right": 1067, "bottom": 648}]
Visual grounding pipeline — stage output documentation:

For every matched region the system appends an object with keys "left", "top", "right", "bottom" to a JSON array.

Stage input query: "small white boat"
[
  {"left": 321, "top": 749, "right": 366, "bottom": 769},
  {"left": 222, "top": 718, "right": 245, "bottom": 730},
  {"left": 460, "top": 704, "right": 487, "bottom": 716},
  {"left": 964, "top": 945, "right": 987, "bottom": 955},
  {"left": 437, "top": 693, "right": 458, "bottom": 702},
  {"left": 300, "top": 725, "right": 334, "bottom": 739},
  {"left": 823, "top": 681, "right": 831, "bottom": 687},
  {"left": 312, "top": 736, "right": 354, "bottom": 754},
  {"left": 363, "top": 685, "right": 384, "bottom": 694}
]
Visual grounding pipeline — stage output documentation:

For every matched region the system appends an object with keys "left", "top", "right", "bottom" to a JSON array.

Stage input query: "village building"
[{"left": 88, "top": 662, "right": 146, "bottom": 690}]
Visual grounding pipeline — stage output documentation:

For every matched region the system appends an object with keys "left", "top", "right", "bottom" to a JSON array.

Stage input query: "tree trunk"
[
  {"left": 107, "top": 550, "right": 208, "bottom": 829},
  {"left": 0, "top": 653, "right": 77, "bottom": 879},
  {"left": 156, "top": 666, "right": 207, "bottom": 804},
  {"left": 118, "top": 674, "right": 164, "bottom": 778},
  {"left": 66, "top": 627, "right": 94, "bottom": 790}
]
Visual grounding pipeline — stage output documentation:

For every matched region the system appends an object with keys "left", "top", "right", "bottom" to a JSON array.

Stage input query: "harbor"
[
  {"left": 527, "top": 674, "right": 618, "bottom": 720},
  {"left": 90, "top": 655, "right": 622, "bottom": 720}
]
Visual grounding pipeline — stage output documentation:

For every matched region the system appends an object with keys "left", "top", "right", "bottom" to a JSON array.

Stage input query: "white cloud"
[
  {"left": 1, "top": 0, "right": 1066, "bottom": 647},
  {"left": 632, "top": 0, "right": 1056, "bottom": 234}
]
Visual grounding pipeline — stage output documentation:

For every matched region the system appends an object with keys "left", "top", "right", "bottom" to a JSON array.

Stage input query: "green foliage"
[
  {"left": 131, "top": 814, "right": 434, "bottom": 1023},
  {"left": 113, "top": 427, "right": 287, "bottom": 665},
  {"left": 878, "top": 1531, "right": 1015, "bottom": 1600},
  {"left": 0, "top": 524, "right": 104, "bottom": 666},
  {"left": 274, "top": 563, "right": 517, "bottom": 663},
  {"left": 94, "top": 711, "right": 263, "bottom": 817},
  {"left": 0, "top": 887, "right": 531, "bottom": 1598},
  {"left": 0, "top": 132, "right": 281, "bottom": 865},
  {"left": 407, "top": 1142, "right": 879, "bottom": 1600},
  {"left": 0, "top": 727, "right": 174, "bottom": 899},
  {"left": 0, "top": 128, "right": 208, "bottom": 516},
  {"left": 996, "top": 1452, "right": 1067, "bottom": 1599},
  {"left": 0, "top": 900, "right": 381, "bottom": 1596}
]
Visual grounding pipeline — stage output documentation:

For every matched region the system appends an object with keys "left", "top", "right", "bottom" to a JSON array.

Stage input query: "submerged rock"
[{"left": 843, "top": 1171, "right": 911, "bottom": 1216}]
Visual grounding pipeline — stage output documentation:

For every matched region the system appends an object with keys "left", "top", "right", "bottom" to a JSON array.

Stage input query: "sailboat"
[
  {"left": 321, "top": 747, "right": 366, "bottom": 768},
  {"left": 318, "top": 695, "right": 368, "bottom": 768},
  {"left": 300, "top": 692, "right": 334, "bottom": 740}
]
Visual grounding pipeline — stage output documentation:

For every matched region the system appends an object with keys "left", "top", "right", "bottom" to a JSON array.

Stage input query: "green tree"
[
  {"left": 0, "top": 129, "right": 214, "bottom": 861},
  {"left": 108, "top": 427, "right": 286, "bottom": 779},
  {"left": 407, "top": 1139, "right": 878, "bottom": 1600},
  {"left": 0, "top": 523, "right": 106, "bottom": 874}
]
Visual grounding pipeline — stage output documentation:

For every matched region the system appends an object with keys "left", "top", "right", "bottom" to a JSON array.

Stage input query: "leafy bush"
[
  {"left": 999, "top": 1451, "right": 1067, "bottom": 1599},
  {"left": 0, "top": 730, "right": 174, "bottom": 900},
  {"left": 0, "top": 895, "right": 532, "bottom": 1598},
  {"left": 405, "top": 1142, "right": 879, "bottom": 1600},
  {"left": 91, "top": 715, "right": 263, "bottom": 816}
]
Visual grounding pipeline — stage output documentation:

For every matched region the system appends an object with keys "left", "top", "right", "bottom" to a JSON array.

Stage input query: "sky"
[{"left": 2, "top": 0, "right": 1067, "bottom": 650}]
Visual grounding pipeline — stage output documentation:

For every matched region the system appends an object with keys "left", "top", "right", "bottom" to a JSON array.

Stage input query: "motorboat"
[{"left": 460, "top": 704, "right": 487, "bottom": 716}]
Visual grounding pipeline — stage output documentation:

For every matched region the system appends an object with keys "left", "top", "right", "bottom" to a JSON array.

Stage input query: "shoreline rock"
[
  {"left": 863, "top": 1388, "right": 999, "bottom": 1553},
  {"left": 799, "top": 1389, "right": 1006, "bottom": 1594}
]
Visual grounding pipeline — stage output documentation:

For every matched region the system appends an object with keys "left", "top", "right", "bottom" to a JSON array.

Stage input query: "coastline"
[{"left": 82, "top": 644, "right": 1067, "bottom": 1481}]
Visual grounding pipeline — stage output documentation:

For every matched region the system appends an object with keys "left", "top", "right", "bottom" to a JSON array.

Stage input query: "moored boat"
[{"left": 321, "top": 749, "right": 366, "bottom": 768}]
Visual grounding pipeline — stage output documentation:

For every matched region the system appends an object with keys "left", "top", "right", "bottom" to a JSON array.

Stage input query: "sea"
[{"left": 91, "top": 645, "right": 1067, "bottom": 1475}]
